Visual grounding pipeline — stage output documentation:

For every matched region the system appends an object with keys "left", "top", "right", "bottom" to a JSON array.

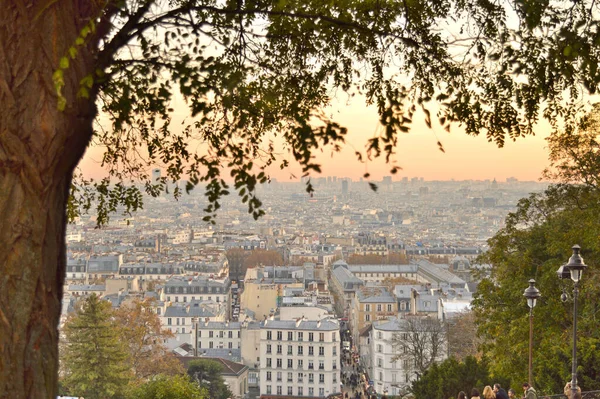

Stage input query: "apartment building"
[
  {"left": 259, "top": 318, "right": 341, "bottom": 399},
  {"left": 160, "top": 276, "right": 230, "bottom": 304},
  {"left": 196, "top": 321, "right": 242, "bottom": 350},
  {"left": 350, "top": 288, "right": 398, "bottom": 345}
]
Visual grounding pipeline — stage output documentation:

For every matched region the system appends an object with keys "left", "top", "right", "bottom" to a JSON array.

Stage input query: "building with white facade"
[
  {"left": 369, "top": 317, "right": 447, "bottom": 397},
  {"left": 259, "top": 318, "right": 341, "bottom": 399},
  {"left": 196, "top": 321, "right": 242, "bottom": 350}
]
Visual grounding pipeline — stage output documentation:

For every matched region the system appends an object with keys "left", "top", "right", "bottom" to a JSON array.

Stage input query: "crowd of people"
[{"left": 456, "top": 381, "right": 583, "bottom": 399}]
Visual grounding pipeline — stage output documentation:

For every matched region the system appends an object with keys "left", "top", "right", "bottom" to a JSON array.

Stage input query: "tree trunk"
[{"left": 0, "top": 2, "right": 100, "bottom": 397}]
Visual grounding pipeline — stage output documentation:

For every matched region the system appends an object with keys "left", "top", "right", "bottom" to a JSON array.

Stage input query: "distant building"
[{"left": 152, "top": 168, "right": 161, "bottom": 183}]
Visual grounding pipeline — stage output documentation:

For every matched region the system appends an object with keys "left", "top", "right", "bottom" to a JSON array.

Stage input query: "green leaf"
[{"left": 59, "top": 56, "right": 69, "bottom": 69}]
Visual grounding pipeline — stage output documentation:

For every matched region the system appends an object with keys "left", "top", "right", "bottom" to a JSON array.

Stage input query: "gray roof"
[
  {"left": 347, "top": 264, "right": 418, "bottom": 274},
  {"left": 198, "top": 321, "right": 242, "bottom": 330},
  {"left": 356, "top": 289, "right": 396, "bottom": 303},
  {"left": 164, "top": 302, "right": 218, "bottom": 318},
  {"left": 332, "top": 266, "right": 363, "bottom": 290},
  {"left": 262, "top": 319, "right": 339, "bottom": 331},
  {"left": 68, "top": 284, "right": 105, "bottom": 291},
  {"left": 373, "top": 318, "right": 409, "bottom": 332},
  {"left": 416, "top": 260, "right": 465, "bottom": 286}
]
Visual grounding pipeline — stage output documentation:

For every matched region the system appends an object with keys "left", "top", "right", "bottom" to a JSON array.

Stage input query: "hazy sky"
[{"left": 78, "top": 98, "right": 551, "bottom": 183}]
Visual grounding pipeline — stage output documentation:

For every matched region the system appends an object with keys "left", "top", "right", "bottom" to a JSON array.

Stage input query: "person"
[
  {"left": 564, "top": 381, "right": 582, "bottom": 399},
  {"left": 522, "top": 382, "right": 538, "bottom": 399},
  {"left": 494, "top": 383, "right": 509, "bottom": 399},
  {"left": 458, "top": 391, "right": 467, "bottom": 399},
  {"left": 483, "top": 385, "right": 496, "bottom": 399},
  {"left": 507, "top": 389, "right": 517, "bottom": 399},
  {"left": 471, "top": 388, "right": 481, "bottom": 399}
]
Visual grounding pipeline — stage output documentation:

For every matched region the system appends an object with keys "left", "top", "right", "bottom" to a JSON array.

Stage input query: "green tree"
[
  {"left": 186, "top": 359, "right": 233, "bottom": 399},
  {"left": 3, "top": 1, "right": 600, "bottom": 396},
  {"left": 61, "top": 294, "right": 131, "bottom": 399},
  {"left": 411, "top": 356, "right": 490, "bottom": 399},
  {"left": 127, "top": 374, "right": 208, "bottom": 399},
  {"left": 472, "top": 107, "right": 600, "bottom": 395}
]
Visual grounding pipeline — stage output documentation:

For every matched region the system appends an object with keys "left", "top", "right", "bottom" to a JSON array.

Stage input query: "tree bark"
[{"left": 0, "top": 2, "right": 100, "bottom": 397}]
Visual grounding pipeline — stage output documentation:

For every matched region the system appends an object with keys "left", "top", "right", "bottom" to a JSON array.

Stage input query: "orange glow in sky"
[{"left": 78, "top": 99, "right": 551, "bottom": 183}]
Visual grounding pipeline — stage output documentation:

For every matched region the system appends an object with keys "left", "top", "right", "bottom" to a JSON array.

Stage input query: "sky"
[{"left": 78, "top": 97, "right": 552, "bottom": 183}]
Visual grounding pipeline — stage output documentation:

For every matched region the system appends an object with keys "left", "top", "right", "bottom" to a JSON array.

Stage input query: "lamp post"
[
  {"left": 523, "top": 279, "right": 540, "bottom": 387},
  {"left": 557, "top": 245, "right": 587, "bottom": 399}
]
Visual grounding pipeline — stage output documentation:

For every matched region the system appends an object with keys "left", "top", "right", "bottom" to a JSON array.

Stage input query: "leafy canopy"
[
  {"left": 472, "top": 105, "right": 600, "bottom": 395},
  {"left": 65, "top": 0, "right": 600, "bottom": 224},
  {"left": 61, "top": 294, "right": 131, "bottom": 399}
]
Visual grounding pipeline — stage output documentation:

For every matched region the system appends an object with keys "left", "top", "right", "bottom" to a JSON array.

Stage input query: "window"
[
  {"left": 276, "top": 358, "right": 282, "bottom": 368},
  {"left": 298, "top": 387, "right": 303, "bottom": 396},
  {"left": 266, "top": 358, "right": 272, "bottom": 367},
  {"left": 298, "top": 332, "right": 304, "bottom": 341},
  {"left": 308, "top": 360, "right": 314, "bottom": 370},
  {"left": 219, "top": 331, "right": 224, "bottom": 338},
  {"left": 377, "top": 358, "right": 383, "bottom": 367},
  {"left": 228, "top": 331, "right": 233, "bottom": 338},
  {"left": 276, "top": 371, "right": 282, "bottom": 382},
  {"left": 228, "top": 342, "right": 232, "bottom": 349},
  {"left": 267, "top": 344, "right": 272, "bottom": 354},
  {"left": 388, "top": 303, "right": 393, "bottom": 312},
  {"left": 266, "top": 372, "right": 272, "bottom": 381},
  {"left": 277, "top": 331, "right": 283, "bottom": 340},
  {"left": 288, "top": 345, "right": 293, "bottom": 355},
  {"left": 377, "top": 304, "right": 382, "bottom": 312},
  {"left": 277, "top": 386, "right": 282, "bottom": 395},
  {"left": 333, "top": 346, "right": 337, "bottom": 356},
  {"left": 167, "top": 318, "right": 172, "bottom": 326},
  {"left": 319, "top": 360, "right": 324, "bottom": 370},
  {"left": 309, "top": 373, "right": 314, "bottom": 383},
  {"left": 238, "top": 331, "right": 241, "bottom": 338},
  {"left": 379, "top": 371, "right": 383, "bottom": 380},
  {"left": 287, "top": 359, "right": 293, "bottom": 368},
  {"left": 287, "top": 372, "right": 293, "bottom": 382},
  {"left": 298, "top": 346, "right": 304, "bottom": 355},
  {"left": 267, "top": 331, "right": 272, "bottom": 340},
  {"left": 333, "top": 360, "right": 337, "bottom": 370},
  {"left": 181, "top": 327, "right": 185, "bottom": 333},
  {"left": 400, "top": 302, "right": 407, "bottom": 310},
  {"left": 319, "top": 347, "right": 324, "bottom": 356},
  {"left": 333, "top": 373, "right": 337, "bottom": 383},
  {"left": 332, "top": 332, "right": 337, "bottom": 342},
  {"left": 309, "top": 346, "right": 314, "bottom": 356},
  {"left": 377, "top": 344, "right": 382, "bottom": 353},
  {"left": 365, "top": 314, "right": 371, "bottom": 322},
  {"left": 403, "top": 359, "right": 410, "bottom": 368},
  {"left": 298, "top": 359, "right": 303, "bottom": 369},
  {"left": 209, "top": 341, "right": 213, "bottom": 348},
  {"left": 309, "top": 332, "right": 314, "bottom": 342},
  {"left": 402, "top": 333, "right": 408, "bottom": 340},
  {"left": 319, "top": 387, "right": 325, "bottom": 397},
  {"left": 392, "top": 373, "right": 397, "bottom": 383},
  {"left": 288, "top": 331, "right": 293, "bottom": 341},
  {"left": 365, "top": 304, "right": 371, "bottom": 312},
  {"left": 378, "top": 331, "right": 383, "bottom": 339},
  {"left": 266, "top": 386, "right": 271, "bottom": 394},
  {"left": 319, "top": 373, "right": 324, "bottom": 383},
  {"left": 319, "top": 333, "right": 324, "bottom": 342},
  {"left": 277, "top": 344, "right": 282, "bottom": 354},
  {"left": 288, "top": 386, "right": 293, "bottom": 395},
  {"left": 309, "top": 387, "right": 314, "bottom": 396}
]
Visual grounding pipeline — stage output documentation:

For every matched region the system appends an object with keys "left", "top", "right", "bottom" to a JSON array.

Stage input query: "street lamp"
[
  {"left": 523, "top": 279, "right": 540, "bottom": 387},
  {"left": 557, "top": 245, "right": 587, "bottom": 399}
]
